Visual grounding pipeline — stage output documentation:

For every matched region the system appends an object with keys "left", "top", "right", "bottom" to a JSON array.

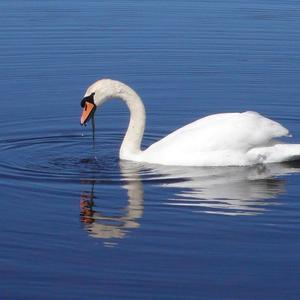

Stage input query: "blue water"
[{"left": 1, "top": 0, "right": 300, "bottom": 299}]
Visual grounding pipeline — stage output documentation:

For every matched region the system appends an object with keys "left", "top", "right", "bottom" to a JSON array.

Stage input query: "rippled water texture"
[{"left": 1, "top": 1, "right": 300, "bottom": 299}]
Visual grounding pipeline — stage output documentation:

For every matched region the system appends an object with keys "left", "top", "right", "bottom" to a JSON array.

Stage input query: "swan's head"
[
  {"left": 80, "top": 79, "right": 126, "bottom": 125},
  {"left": 80, "top": 92, "right": 97, "bottom": 125}
]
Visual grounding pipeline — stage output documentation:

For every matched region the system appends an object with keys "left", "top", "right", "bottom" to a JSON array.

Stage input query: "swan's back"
[{"left": 142, "top": 111, "right": 289, "bottom": 166}]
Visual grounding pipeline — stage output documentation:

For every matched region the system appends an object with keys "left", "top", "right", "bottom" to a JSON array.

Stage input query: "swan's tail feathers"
[{"left": 247, "top": 144, "right": 300, "bottom": 164}]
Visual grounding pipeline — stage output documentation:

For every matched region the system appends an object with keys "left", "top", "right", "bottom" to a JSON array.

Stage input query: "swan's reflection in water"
[
  {"left": 80, "top": 168, "right": 143, "bottom": 246},
  {"left": 80, "top": 161, "right": 300, "bottom": 243},
  {"left": 158, "top": 164, "right": 292, "bottom": 216}
]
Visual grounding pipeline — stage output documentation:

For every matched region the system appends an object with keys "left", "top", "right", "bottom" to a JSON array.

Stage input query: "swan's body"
[{"left": 80, "top": 79, "right": 300, "bottom": 166}]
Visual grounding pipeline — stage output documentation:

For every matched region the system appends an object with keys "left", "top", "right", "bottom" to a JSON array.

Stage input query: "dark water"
[{"left": 1, "top": 0, "right": 300, "bottom": 299}]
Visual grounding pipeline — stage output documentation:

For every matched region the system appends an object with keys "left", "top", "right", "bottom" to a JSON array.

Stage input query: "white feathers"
[{"left": 141, "top": 111, "right": 291, "bottom": 166}]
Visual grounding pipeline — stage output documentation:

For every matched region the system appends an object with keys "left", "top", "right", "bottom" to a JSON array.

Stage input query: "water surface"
[{"left": 1, "top": 0, "right": 300, "bottom": 299}]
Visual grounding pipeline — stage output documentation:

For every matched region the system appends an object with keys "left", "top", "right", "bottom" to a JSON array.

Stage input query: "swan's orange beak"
[{"left": 80, "top": 102, "right": 96, "bottom": 125}]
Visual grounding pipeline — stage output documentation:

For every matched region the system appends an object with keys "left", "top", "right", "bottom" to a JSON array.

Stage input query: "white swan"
[{"left": 80, "top": 79, "right": 300, "bottom": 166}]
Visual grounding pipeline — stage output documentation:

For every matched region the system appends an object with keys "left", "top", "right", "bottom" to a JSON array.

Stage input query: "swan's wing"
[{"left": 143, "top": 112, "right": 289, "bottom": 164}]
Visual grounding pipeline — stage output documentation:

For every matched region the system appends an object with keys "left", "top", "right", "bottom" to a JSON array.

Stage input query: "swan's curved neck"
[
  {"left": 94, "top": 80, "right": 146, "bottom": 160},
  {"left": 119, "top": 88, "right": 146, "bottom": 160}
]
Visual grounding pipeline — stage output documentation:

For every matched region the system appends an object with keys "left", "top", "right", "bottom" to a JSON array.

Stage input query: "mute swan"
[{"left": 80, "top": 79, "right": 300, "bottom": 166}]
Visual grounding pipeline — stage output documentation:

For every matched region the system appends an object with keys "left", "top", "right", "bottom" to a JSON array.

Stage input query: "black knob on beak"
[{"left": 80, "top": 92, "right": 95, "bottom": 107}]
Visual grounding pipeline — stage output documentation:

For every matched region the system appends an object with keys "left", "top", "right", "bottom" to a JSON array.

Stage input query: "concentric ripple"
[{"left": 0, "top": 118, "right": 124, "bottom": 184}]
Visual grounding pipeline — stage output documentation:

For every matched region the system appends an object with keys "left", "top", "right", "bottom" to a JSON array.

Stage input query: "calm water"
[{"left": 1, "top": 0, "right": 300, "bottom": 299}]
